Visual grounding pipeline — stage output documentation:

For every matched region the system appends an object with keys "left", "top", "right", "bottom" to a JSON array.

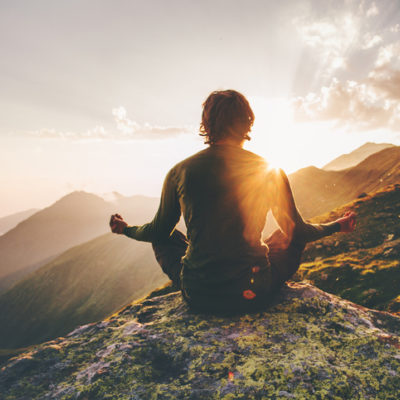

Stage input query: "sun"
[{"left": 246, "top": 96, "right": 318, "bottom": 174}]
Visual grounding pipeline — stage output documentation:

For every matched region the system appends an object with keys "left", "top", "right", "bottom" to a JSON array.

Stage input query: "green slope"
[
  {"left": 0, "top": 233, "right": 167, "bottom": 349},
  {"left": 295, "top": 184, "right": 400, "bottom": 313}
]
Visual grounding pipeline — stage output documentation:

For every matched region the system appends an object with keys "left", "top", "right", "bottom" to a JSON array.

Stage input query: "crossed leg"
[
  {"left": 151, "top": 227, "right": 308, "bottom": 308},
  {"left": 264, "top": 228, "right": 307, "bottom": 290},
  {"left": 151, "top": 229, "right": 188, "bottom": 288}
]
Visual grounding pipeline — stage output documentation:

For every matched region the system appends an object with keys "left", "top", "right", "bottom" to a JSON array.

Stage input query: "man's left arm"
[
  {"left": 122, "top": 168, "right": 181, "bottom": 243},
  {"left": 270, "top": 168, "right": 350, "bottom": 243}
]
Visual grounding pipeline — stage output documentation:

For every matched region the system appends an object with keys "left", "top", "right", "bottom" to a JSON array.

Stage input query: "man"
[{"left": 110, "top": 90, "right": 356, "bottom": 314}]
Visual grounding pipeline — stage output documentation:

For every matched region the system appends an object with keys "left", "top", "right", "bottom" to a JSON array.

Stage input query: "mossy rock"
[{"left": 2, "top": 282, "right": 400, "bottom": 399}]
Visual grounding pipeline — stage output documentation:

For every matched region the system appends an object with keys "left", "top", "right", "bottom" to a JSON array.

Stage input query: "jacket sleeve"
[
  {"left": 123, "top": 168, "right": 181, "bottom": 242},
  {"left": 269, "top": 168, "right": 340, "bottom": 243}
]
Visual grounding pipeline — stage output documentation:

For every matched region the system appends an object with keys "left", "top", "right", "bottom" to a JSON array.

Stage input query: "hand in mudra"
[
  {"left": 110, "top": 213, "right": 128, "bottom": 234},
  {"left": 336, "top": 211, "right": 356, "bottom": 233}
]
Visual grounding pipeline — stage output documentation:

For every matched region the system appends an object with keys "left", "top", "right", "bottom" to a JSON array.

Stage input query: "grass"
[{"left": 295, "top": 184, "right": 400, "bottom": 314}]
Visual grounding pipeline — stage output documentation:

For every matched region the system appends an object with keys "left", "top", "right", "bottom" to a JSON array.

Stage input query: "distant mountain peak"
[
  {"left": 323, "top": 142, "right": 396, "bottom": 171},
  {"left": 100, "top": 191, "right": 125, "bottom": 203},
  {"left": 52, "top": 191, "right": 108, "bottom": 207}
]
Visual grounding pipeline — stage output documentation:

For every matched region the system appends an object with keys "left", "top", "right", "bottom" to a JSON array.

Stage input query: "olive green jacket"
[{"left": 124, "top": 145, "right": 339, "bottom": 286}]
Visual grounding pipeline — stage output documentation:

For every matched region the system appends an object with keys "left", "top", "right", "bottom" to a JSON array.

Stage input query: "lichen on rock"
[{"left": 1, "top": 282, "right": 400, "bottom": 399}]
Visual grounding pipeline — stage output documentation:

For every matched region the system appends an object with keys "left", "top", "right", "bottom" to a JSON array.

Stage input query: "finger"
[
  {"left": 116, "top": 213, "right": 122, "bottom": 219},
  {"left": 109, "top": 215, "right": 115, "bottom": 226}
]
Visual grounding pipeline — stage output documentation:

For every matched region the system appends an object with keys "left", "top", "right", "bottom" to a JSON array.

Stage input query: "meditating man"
[{"left": 110, "top": 90, "right": 356, "bottom": 313}]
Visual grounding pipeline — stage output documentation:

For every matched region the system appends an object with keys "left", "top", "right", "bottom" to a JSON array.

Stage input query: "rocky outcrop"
[{"left": 2, "top": 282, "right": 400, "bottom": 399}]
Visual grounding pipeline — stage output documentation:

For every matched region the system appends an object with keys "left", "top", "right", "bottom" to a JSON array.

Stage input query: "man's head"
[{"left": 199, "top": 90, "right": 255, "bottom": 145}]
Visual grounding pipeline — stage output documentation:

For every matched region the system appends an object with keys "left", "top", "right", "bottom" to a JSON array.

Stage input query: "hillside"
[
  {"left": 2, "top": 282, "right": 400, "bottom": 399},
  {"left": 0, "top": 191, "right": 159, "bottom": 293},
  {"left": 0, "top": 233, "right": 167, "bottom": 350},
  {"left": 289, "top": 146, "right": 400, "bottom": 218},
  {"left": 323, "top": 142, "right": 395, "bottom": 171},
  {"left": 295, "top": 184, "right": 400, "bottom": 313},
  {"left": 0, "top": 208, "right": 39, "bottom": 236}
]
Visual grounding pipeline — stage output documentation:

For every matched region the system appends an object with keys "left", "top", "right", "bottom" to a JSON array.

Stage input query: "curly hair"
[{"left": 199, "top": 90, "right": 255, "bottom": 145}]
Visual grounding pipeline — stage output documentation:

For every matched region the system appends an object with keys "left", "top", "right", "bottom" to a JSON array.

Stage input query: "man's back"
[{"left": 173, "top": 144, "right": 273, "bottom": 286}]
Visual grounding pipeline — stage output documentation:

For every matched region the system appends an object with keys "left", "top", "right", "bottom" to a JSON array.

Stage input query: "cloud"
[
  {"left": 292, "top": 1, "right": 400, "bottom": 133},
  {"left": 366, "top": 2, "right": 379, "bottom": 17},
  {"left": 390, "top": 24, "right": 400, "bottom": 33},
  {"left": 296, "top": 15, "right": 357, "bottom": 74},
  {"left": 369, "top": 66, "right": 400, "bottom": 101},
  {"left": 111, "top": 106, "right": 192, "bottom": 139},
  {"left": 362, "top": 33, "right": 382, "bottom": 49},
  {"left": 21, "top": 126, "right": 108, "bottom": 140},
  {"left": 14, "top": 108, "right": 193, "bottom": 141},
  {"left": 294, "top": 1, "right": 390, "bottom": 76},
  {"left": 375, "top": 43, "right": 400, "bottom": 67},
  {"left": 112, "top": 106, "right": 139, "bottom": 135},
  {"left": 292, "top": 57, "right": 400, "bottom": 132}
]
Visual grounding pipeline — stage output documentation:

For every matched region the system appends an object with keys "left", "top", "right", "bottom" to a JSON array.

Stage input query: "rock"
[
  {"left": 1, "top": 282, "right": 400, "bottom": 399},
  {"left": 386, "top": 234, "right": 395, "bottom": 242}
]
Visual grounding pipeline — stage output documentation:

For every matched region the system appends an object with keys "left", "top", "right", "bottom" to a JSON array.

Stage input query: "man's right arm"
[{"left": 122, "top": 168, "right": 181, "bottom": 243}]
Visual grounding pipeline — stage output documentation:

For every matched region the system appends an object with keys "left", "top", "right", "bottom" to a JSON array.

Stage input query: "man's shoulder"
[
  {"left": 171, "top": 148, "right": 210, "bottom": 170},
  {"left": 241, "top": 147, "right": 266, "bottom": 161},
  {"left": 170, "top": 146, "right": 269, "bottom": 172},
  {"left": 237, "top": 148, "right": 270, "bottom": 170}
]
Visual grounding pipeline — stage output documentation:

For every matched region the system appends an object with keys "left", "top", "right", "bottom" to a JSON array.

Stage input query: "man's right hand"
[
  {"left": 109, "top": 213, "right": 128, "bottom": 234},
  {"left": 336, "top": 211, "right": 356, "bottom": 233}
]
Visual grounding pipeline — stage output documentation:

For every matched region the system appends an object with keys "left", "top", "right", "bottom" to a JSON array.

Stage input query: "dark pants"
[{"left": 152, "top": 227, "right": 310, "bottom": 314}]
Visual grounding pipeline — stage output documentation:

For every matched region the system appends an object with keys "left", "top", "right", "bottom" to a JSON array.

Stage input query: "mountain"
[
  {"left": 2, "top": 282, "right": 400, "bottom": 399},
  {"left": 295, "top": 184, "right": 400, "bottom": 313},
  {"left": 0, "top": 208, "right": 39, "bottom": 236},
  {"left": 322, "top": 142, "right": 395, "bottom": 171},
  {"left": 0, "top": 232, "right": 167, "bottom": 350},
  {"left": 289, "top": 146, "right": 400, "bottom": 218},
  {"left": 0, "top": 191, "right": 159, "bottom": 293}
]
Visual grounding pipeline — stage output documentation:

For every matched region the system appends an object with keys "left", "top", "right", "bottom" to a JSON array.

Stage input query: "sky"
[{"left": 1, "top": 0, "right": 400, "bottom": 216}]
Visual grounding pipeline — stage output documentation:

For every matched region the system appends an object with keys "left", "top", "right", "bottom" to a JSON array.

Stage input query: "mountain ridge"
[
  {"left": 322, "top": 142, "right": 395, "bottom": 171},
  {"left": 0, "top": 208, "right": 39, "bottom": 236},
  {"left": 289, "top": 146, "right": 400, "bottom": 218}
]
